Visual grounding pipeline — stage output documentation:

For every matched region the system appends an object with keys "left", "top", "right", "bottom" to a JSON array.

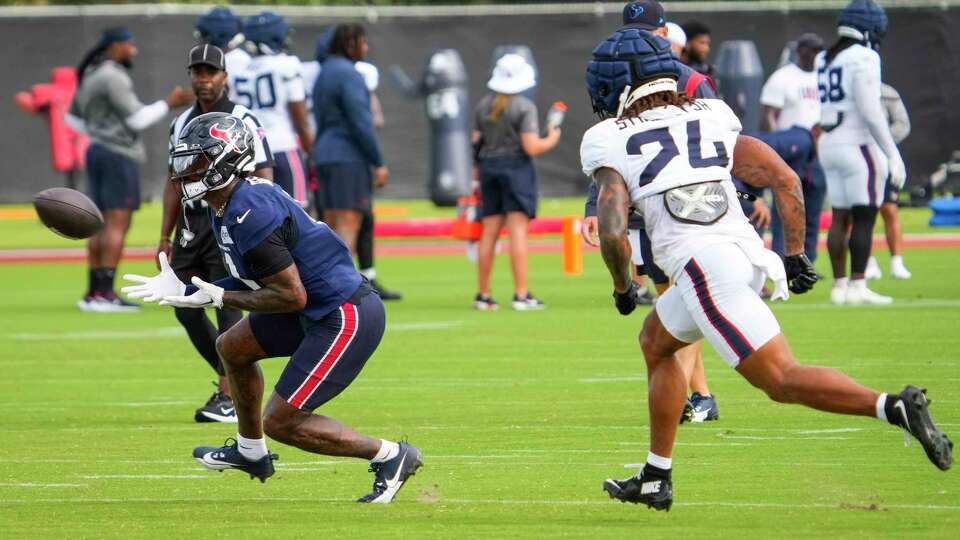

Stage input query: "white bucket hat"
[{"left": 487, "top": 53, "right": 536, "bottom": 95}]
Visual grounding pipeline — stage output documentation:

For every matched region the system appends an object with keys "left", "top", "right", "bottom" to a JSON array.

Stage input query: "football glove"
[
  {"left": 888, "top": 152, "right": 907, "bottom": 190},
  {"left": 160, "top": 276, "right": 224, "bottom": 309},
  {"left": 121, "top": 252, "right": 185, "bottom": 302},
  {"left": 613, "top": 282, "right": 639, "bottom": 316},
  {"left": 784, "top": 254, "right": 819, "bottom": 294}
]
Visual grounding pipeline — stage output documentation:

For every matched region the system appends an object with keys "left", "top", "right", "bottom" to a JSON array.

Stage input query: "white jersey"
[
  {"left": 815, "top": 44, "right": 882, "bottom": 145},
  {"left": 168, "top": 101, "right": 272, "bottom": 172},
  {"left": 580, "top": 98, "right": 783, "bottom": 286},
  {"left": 231, "top": 53, "right": 306, "bottom": 152},
  {"left": 760, "top": 63, "right": 821, "bottom": 130},
  {"left": 224, "top": 48, "right": 252, "bottom": 83}
]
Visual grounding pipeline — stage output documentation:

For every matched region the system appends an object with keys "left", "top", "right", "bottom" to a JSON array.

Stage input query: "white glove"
[
  {"left": 888, "top": 151, "right": 907, "bottom": 190},
  {"left": 121, "top": 252, "right": 185, "bottom": 303},
  {"left": 160, "top": 276, "right": 224, "bottom": 309}
]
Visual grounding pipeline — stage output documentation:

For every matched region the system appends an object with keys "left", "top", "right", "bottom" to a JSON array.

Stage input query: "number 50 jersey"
[
  {"left": 580, "top": 98, "right": 770, "bottom": 281},
  {"left": 230, "top": 53, "right": 306, "bottom": 153}
]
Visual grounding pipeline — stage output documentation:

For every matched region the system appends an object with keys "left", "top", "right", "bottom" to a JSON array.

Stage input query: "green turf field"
[{"left": 1, "top": 206, "right": 958, "bottom": 537}]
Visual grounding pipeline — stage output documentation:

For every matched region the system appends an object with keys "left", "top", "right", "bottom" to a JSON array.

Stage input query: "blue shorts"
[
  {"left": 479, "top": 156, "right": 538, "bottom": 219},
  {"left": 86, "top": 143, "right": 140, "bottom": 210},
  {"left": 248, "top": 284, "right": 385, "bottom": 411},
  {"left": 635, "top": 228, "right": 668, "bottom": 285},
  {"left": 272, "top": 150, "right": 309, "bottom": 206},
  {"left": 317, "top": 162, "right": 373, "bottom": 212}
]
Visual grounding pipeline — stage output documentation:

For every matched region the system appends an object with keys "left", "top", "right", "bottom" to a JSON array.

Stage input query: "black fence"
[{"left": 2, "top": 3, "right": 958, "bottom": 202}]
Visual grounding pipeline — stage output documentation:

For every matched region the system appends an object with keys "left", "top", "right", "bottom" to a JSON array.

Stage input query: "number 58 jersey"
[
  {"left": 580, "top": 98, "right": 766, "bottom": 280},
  {"left": 815, "top": 44, "right": 882, "bottom": 146}
]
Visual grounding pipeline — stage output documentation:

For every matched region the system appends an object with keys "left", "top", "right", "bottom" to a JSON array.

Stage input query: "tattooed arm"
[
  {"left": 732, "top": 135, "right": 805, "bottom": 256},
  {"left": 223, "top": 264, "right": 307, "bottom": 313},
  {"left": 595, "top": 167, "right": 633, "bottom": 293}
]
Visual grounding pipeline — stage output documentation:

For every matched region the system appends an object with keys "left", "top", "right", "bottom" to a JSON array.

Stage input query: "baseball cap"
[
  {"left": 188, "top": 44, "right": 225, "bottom": 70},
  {"left": 622, "top": 0, "right": 666, "bottom": 30}
]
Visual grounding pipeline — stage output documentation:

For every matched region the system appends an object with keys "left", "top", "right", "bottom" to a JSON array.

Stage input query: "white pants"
[
  {"left": 627, "top": 229, "right": 644, "bottom": 266},
  {"left": 819, "top": 142, "right": 889, "bottom": 208},
  {"left": 655, "top": 243, "right": 781, "bottom": 368}
]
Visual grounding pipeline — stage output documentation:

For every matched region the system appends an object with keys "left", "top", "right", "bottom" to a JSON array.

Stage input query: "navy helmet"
[
  {"left": 585, "top": 28, "right": 681, "bottom": 118},
  {"left": 195, "top": 7, "right": 242, "bottom": 50},
  {"left": 171, "top": 113, "right": 255, "bottom": 201},
  {"left": 837, "top": 0, "right": 888, "bottom": 49},
  {"left": 244, "top": 11, "right": 290, "bottom": 55},
  {"left": 314, "top": 27, "right": 335, "bottom": 63}
]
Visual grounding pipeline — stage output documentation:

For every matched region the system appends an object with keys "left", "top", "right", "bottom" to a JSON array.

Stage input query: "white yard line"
[
  {"left": 1, "top": 496, "right": 957, "bottom": 511},
  {"left": 80, "top": 475, "right": 208, "bottom": 480},
  {"left": 0, "top": 483, "right": 86, "bottom": 488}
]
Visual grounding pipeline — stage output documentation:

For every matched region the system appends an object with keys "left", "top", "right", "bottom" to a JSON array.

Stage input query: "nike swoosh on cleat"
[
  {"left": 386, "top": 454, "right": 407, "bottom": 487},
  {"left": 894, "top": 400, "right": 910, "bottom": 432},
  {"left": 219, "top": 406, "right": 235, "bottom": 415}
]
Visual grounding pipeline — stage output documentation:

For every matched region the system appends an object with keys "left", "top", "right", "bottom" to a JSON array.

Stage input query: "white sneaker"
[
  {"left": 830, "top": 282, "right": 848, "bottom": 305},
  {"left": 512, "top": 293, "right": 545, "bottom": 311},
  {"left": 891, "top": 258, "right": 912, "bottom": 280},
  {"left": 864, "top": 256, "right": 882, "bottom": 280},
  {"left": 845, "top": 280, "right": 893, "bottom": 305}
]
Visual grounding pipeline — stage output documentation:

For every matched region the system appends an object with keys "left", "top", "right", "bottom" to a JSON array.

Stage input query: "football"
[{"left": 33, "top": 187, "right": 104, "bottom": 240}]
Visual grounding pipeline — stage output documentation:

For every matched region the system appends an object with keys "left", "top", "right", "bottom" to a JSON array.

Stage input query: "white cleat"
[
  {"left": 830, "top": 284, "right": 847, "bottom": 305},
  {"left": 864, "top": 256, "right": 882, "bottom": 280},
  {"left": 845, "top": 281, "right": 893, "bottom": 305},
  {"left": 891, "top": 261, "right": 912, "bottom": 280}
]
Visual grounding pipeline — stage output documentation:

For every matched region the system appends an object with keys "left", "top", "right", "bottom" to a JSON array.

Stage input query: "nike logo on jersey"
[{"left": 237, "top": 209, "right": 252, "bottom": 224}]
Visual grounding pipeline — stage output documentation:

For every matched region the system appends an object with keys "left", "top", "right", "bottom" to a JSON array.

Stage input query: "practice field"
[{"left": 1, "top": 205, "right": 958, "bottom": 538}]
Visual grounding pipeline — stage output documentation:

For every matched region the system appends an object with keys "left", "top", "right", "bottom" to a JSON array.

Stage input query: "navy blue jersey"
[{"left": 211, "top": 178, "right": 362, "bottom": 320}]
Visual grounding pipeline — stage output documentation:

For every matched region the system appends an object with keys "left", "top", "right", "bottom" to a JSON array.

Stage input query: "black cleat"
[
  {"left": 371, "top": 279, "right": 402, "bottom": 301},
  {"left": 194, "top": 386, "right": 237, "bottom": 424},
  {"left": 679, "top": 398, "right": 694, "bottom": 424},
  {"left": 896, "top": 386, "right": 953, "bottom": 471},
  {"left": 357, "top": 441, "right": 423, "bottom": 503},
  {"left": 603, "top": 467, "right": 673, "bottom": 511},
  {"left": 193, "top": 438, "right": 278, "bottom": 483},
  {"left": 690, "top": 392, "right": 719, "bottom": 422}
]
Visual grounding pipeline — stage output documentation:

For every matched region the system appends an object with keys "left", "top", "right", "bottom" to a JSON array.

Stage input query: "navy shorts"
[
  {"left": 317, "top": 162, "right": 373, "bottom": 212},
  {"left": 272, "top": 150, "right": 309, "bottom": 206},
  {"left": 635, "top": 228, "right": 669, "bottom": 285},
  {"left": 86, "top": 143, "right": 140, "bottom": 211},
  {"left": 249, "top": 285, "right": 385, "bottom": 412},
  {"left": 479, "top": 156, "right": 538, "bottom": 219}
]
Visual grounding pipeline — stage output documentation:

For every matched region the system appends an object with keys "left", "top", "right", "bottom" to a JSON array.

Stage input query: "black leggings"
[{"left": 849, "top": 205, "right": 879, "bottom": 275}]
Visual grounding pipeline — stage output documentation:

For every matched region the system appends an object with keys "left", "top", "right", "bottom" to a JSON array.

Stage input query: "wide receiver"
[
  {"left": 580, "top": 30, "right": 951, "bottom": 511},
  {"left": 123, "top": 112, "right": 421, "bottom": 503}
]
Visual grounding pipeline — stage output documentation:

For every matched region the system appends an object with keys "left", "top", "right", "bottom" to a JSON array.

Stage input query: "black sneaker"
[
  {"left": 690, "top": 392, "right": 719, "bottom": 422},
  {"left": 602, "top": 467, "right": 673, "bottom": 511},
  {"left": 474, "top": 293, "right": 499, "bottom": 311},
  {"left": 894, "top": 386, "right": 953, "bottom": 471},
  {"left": 679, "top": 398, "right": 694, "bottom": 424},
  {"left": 357, "top": 441, "right": 423, "bottom": 503},
  {"left": 193, "top": 438, "right": 278, "bottom": 483},
  {"left": 634, "top": 286, "right": 655, "bottom": 305},
  {"left": 195, "top": 387, "right": 238, "bottom": 424},
  {"left": 371, "top": 279, "right": 402, "bottom": 301}
]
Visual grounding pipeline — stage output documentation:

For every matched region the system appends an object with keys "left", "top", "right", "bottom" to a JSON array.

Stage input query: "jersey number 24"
[{"left": 626, "top": 119, "right": 729, "bottom": 187}]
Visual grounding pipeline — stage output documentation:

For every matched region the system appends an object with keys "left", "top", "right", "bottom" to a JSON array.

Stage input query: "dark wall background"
[{"left": 2, "top": 6, "right": 958, "bottom": 202}]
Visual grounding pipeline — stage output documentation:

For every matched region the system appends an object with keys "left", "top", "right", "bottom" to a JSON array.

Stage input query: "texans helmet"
[
  {"left": 837, "top": 0, "right": 888, "bottom": 49},
  {"left": 195, "top": 7, "right": 242, "bottom": 50},
  {"left": 586, "top": 28, "right": 681, "bottom": 119},
  {"left": 243, "top": 11, "right": 290, "bottom": 55},
  {"left": 170, "top": 113, "right": 256, "bottom": 201}
]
